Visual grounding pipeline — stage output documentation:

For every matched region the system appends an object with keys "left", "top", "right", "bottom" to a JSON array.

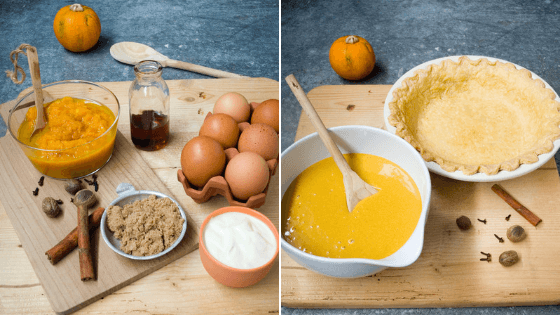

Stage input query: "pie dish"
[{"left": 387, "top": 56, "right": 560, "bottom": 177}]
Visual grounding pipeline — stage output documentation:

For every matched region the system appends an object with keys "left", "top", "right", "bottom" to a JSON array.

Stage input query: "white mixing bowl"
[{"left": 281, "top": 125, "right": 432, "bottom": 278}]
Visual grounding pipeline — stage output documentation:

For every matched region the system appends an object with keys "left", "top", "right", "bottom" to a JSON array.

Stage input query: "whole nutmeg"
[
  {"left": 64, "top": 179, "right": 82, "bottom": 195},
  {"left": 507, "top": 225, "right": 527, "bottom": 242},
  {"left": 499, "top": 250, "right": 520, "bottom": 267},
  {"left": 456, "top": 216, "right": 472, "bottom": 230},
  {"left": 42, "top": 197, "right": 61, "bottom": 218}
]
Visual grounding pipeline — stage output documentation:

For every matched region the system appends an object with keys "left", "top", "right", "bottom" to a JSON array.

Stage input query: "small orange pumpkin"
[
  {"left": 53, "top": 4, "right": 101, "bottom": 52},
  {"left": 329, "top": 35, "right": 375, "bottom": 81}
]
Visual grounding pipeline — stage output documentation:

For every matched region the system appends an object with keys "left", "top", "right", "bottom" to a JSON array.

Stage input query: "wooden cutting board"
[
  {"left": 0, "top": 78, "right": 279, "bottom": 314},
  {"left": 281, "top": 84, "right": 560, "bottom": 308}
]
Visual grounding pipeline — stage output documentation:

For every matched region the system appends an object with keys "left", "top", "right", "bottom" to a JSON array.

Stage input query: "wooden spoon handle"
[
  {"left": 26, "top": 46, "right": 45, "bottom": 129},
  {"left": 285, "top": 74, "right": 351, "bottom": 174},
  {"left": 165, "top": 59, "right": 246, "bottom": 78}
]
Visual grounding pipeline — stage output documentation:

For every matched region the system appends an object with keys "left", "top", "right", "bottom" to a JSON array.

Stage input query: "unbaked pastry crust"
[{"left": 388, "top": 56, "right": 560, "bottom": 175}]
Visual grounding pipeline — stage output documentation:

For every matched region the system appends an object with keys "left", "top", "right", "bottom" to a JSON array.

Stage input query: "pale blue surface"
[{"left": 281, "top": 0, "right": 560, "bottom": 314}]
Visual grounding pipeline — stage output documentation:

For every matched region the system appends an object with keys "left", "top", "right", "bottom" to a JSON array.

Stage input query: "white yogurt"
[{"left": 203, "top": 212, "right": 277, "bottom": 269}]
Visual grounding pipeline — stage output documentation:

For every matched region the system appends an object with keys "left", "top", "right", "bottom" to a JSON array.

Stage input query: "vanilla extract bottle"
[{"left": 129, "top": 60, "right": 170, "bottom": 151}]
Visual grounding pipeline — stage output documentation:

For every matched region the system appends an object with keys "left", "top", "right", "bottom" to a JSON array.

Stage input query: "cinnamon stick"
[
  {"left": 45, "top": 207, "right": 105, "bottom": 265},
  {"left": 491, "top": 184, "right": 542, "bottom": 226},
  {"left": 78, "top": 205, "right": 94, "bottom": 281}
]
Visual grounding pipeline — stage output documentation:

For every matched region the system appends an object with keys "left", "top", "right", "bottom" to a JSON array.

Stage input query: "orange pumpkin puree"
[
  {"left": 282, "top": 153, "right": 422, "bottom": 260},
  {"left": 17, "top": 97, "right": 117, "bottom": 179}
]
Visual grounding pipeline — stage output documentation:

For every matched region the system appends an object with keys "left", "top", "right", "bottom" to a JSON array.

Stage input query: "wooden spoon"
[
  {"left": 110, "top": 42, "right": 246, "bottom": 78},
  {"left": 26, "top": 46, "right": 46, "bottom": 139},
  {"left": 285, "top": 74, "right": 378, "bottom": 212},
  {"left": 74, "top": 189, "right": 97, "bottom": 281}
]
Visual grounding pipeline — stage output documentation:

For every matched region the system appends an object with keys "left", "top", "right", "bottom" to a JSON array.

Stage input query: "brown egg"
[
  {"left": 213, "top": 92, "right": 251, "bottom": 123},
  {"left": 238, "top": 123, "right": 279, "bottom": 160},
  {"left": 199, "top": 113, "right": 240, "bottom": 148},
  {"left": 251, "top": 99, "right": 279, "bottom": 133},
  {"left": 181, "top": 136, "right": 226, "bottom": 188},
  {"left": 225, "top": 152, "right": 270, "bottom": 200}
]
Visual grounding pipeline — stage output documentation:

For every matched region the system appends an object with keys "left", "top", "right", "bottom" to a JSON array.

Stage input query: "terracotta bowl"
[{"left": 199, "top": 206, "right": 279, "bottom": 288}]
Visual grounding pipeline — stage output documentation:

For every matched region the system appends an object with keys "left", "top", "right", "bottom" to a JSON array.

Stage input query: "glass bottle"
[{"left": 128, "top": 60, "right": 170, "bottom": 151}]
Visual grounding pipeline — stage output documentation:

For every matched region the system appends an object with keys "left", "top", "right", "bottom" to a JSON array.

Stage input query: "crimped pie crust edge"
[{"left": 388, "top": 56, "right": 560, "bottom": 175}]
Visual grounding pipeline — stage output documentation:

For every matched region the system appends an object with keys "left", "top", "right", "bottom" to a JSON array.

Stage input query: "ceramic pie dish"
[{"left": 384, "top": 56, "right": 560, "bottom": 182}]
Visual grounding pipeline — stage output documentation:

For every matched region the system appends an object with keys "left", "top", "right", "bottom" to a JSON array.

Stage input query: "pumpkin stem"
[
  {"left": 69, "top": 3, "right": 84, "bottom": 12},
  {"left": 345, "top": 36, "right": 359, "bottom": 44}
]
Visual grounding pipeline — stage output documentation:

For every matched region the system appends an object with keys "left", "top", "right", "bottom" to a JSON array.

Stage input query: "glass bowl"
[{"left": 7, "top": 80, "right": 120, "bottom": 179}]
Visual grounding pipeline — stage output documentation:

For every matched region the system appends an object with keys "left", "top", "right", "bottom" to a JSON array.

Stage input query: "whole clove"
[
  {"left": 33, "top": 187, "right": 39, "bottom": 196},
  {"left": 505, "top": 214, "right": 511, "bottom": 221},
  {"left": 38, "top": 176, "right": 45, "bottom": 186},
  {"left": 480, "top": 251, "right": 492, "bottom": 262},
  {"left": 494, "top": 234, "right": 505, "bottom": 243},
  {"left": 55, "top": 199, "right": 63, "bottom": 204},
  {"left": 83, "top": 175, "right": 100, "bottom": 192},
  {"left": 93, "top": 174, "right": 99, "bottom": 191},
  {"left": 477, "top": 218, "right": 487, "bottom": 224}
]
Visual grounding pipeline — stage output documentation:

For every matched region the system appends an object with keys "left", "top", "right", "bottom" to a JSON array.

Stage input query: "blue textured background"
[
  {"left": 0, "top": 0, "right": 279, "bottom": 313},
  {"left": 281, "top": 0, "right": 560, "bottom": 314},
  {"left": 0, "top": 0, "right": 279, "bottom": 136}
]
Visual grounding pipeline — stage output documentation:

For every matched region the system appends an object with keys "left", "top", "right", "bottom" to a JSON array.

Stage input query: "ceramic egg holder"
[{"left": 177, "top": 101, "right": 278, "bottom": 209}]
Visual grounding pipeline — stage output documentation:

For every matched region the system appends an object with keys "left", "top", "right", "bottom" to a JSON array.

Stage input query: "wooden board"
[
  {"left": 281, "top": 84, "right": 560, "bottom": 308},
  {"left": 0, "top": 78, "right": 279, "bottom": 314}
]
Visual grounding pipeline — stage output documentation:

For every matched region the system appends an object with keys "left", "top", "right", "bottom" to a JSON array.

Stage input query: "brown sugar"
[{"left": 106, "top": 195, "right": 184, "bottom": 256}]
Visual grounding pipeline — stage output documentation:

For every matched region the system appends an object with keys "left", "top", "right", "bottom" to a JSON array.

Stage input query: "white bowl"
[
  {"left": 100, "top": 183, "right": 187, "bottom": 260},
  {"left": 383, "top": 55, "right": 560, "bottom": 182},
  {"left": 281, "top": 125, "right": 432, "bottom": 278}
]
